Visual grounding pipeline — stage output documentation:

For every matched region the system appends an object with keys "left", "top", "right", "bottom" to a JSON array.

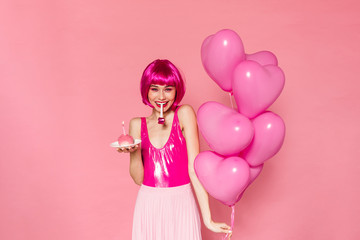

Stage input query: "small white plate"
[{"left": 110, "top": 139, "right": 141, "bottom": 148}]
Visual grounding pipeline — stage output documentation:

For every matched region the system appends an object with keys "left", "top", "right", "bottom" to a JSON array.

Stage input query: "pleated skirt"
[{"left": 132, "top": 184, "right": 202, "bottom": 240}]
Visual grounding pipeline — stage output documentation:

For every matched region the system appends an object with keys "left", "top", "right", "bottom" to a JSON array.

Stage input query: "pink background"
[{"left": 1, "top": 0, "right": 359, "bottom": 239}]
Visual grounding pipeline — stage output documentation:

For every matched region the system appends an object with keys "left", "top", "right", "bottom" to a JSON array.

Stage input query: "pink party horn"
[{"left": 158, "top": 103, "right": 165, "bottom": 124}]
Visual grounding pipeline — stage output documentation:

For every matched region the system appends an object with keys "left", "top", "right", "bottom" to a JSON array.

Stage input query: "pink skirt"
[{"left": 132, "top": 184, "right": 202, "bottom": 240}]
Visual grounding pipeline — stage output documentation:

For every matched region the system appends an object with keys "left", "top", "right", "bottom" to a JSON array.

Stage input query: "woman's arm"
[
  {"left": 128, "top": 117, "right": 144, "bottom": 185},
  {"left": 178, "top": 105, "right": 230, "bottom": 234}
]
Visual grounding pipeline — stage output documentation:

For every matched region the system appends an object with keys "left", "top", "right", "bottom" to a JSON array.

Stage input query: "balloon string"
[
  {"left": 229, "top": 92, "right": 234, "bottom": 109},
  {"left": 222, "top": 206, "right": 235, "bottom": 240},
  {"left": 231, "top": 205, "right": 235, "bottom": 229}
]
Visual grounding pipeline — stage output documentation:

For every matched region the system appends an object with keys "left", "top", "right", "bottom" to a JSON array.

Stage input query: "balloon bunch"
[{"left": 194, "top": 29, "right": 286, "bottom": 239}]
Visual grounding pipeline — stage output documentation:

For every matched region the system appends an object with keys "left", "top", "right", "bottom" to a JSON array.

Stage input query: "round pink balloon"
[
  {"left": 194, "top": 151, "right": 250, "bottom": 206},
  {"left": 232, "top": 60, "right": 285, "bottom": 118},
  {"left": 201, "top": 29, "right": 245, "bottom": 92},
  {"left": 197, "top": 101, "right": 254, "bottom": 156},
  {"left": 246, "top": 51, "right": 278, "bottom": 66},
  {"left": 242, "top": 111, "right": 285, "bottom": 167}
]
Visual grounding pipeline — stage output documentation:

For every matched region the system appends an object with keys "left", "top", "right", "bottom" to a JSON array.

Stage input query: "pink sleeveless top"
[{"left": 141, "top": 107, "right": 190, "bottom": 188}]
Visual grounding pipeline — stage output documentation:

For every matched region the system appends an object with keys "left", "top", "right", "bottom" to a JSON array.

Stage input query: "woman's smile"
[{"left": 155, "top": 101, "right": 169, "bottom": 108}]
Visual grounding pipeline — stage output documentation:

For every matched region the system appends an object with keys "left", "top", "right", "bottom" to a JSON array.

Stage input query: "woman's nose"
[{"left": 159, "top": 90, "right": 165, "bottom": 99}]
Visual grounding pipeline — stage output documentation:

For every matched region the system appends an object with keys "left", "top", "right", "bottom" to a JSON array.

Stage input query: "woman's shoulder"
[
  {"left": 177, "top": 104, "right": 196, "bottom": 128},
  {"left": 130, "top": 117, "right": 142, "bottom": 127},
  {"left": 129, "top": 117, "right": 142, "bottom": 137},
  {"left": 177, "top": 104, "right": 195, "bottom": 116}
]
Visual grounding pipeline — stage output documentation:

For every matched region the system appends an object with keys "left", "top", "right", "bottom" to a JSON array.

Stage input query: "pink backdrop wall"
[{"left": 1, "top": 0, "right": 359, "bottom": 239}]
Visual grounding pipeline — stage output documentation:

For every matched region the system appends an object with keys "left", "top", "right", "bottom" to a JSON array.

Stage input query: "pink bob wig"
[{"left": 140, "top": 59, "right": 186, "bottom": 109}]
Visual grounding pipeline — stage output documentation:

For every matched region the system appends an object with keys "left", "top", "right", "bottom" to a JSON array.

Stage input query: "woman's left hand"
[{"left": 205, "top": 220, "right": 232, "bottom": 236}]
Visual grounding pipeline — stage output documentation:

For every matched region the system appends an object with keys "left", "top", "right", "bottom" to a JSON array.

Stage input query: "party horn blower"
[{"left": 158, "top": 103, "right": 165, "bottom": 124}]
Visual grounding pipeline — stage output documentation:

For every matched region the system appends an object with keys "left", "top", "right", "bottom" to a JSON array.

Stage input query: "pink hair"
[{"left": 140, "top": 59, "right": 185, "bottom": 109}]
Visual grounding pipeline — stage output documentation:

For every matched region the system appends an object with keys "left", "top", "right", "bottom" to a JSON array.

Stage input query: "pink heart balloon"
[
  {"left": 235, "top": 164, "right": 264, "bottom": 201},
  {"left": 201, "top": 29, "right": 245, "bottom": 92},
  {"left": 233, "top": 60, "right": 285, "bottom": 118},
  {"left": 194, "top": 151, "right": 250, "bottom": 206},
  {"left": 249, "top": 164, "right": 264, "bottom": 184},
  {"left": 242, "top": 111, "right": 285, "bottom": 167},
  {"left": 246, "top": 51, "right": 278, "bottom": 66},
  {"left": 197, "top": 101, "right": 254, "bottom": 156}
]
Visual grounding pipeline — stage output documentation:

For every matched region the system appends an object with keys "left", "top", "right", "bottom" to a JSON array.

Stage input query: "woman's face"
[{"left": 147, "top": 84, "right": 176, "bottom": 113}]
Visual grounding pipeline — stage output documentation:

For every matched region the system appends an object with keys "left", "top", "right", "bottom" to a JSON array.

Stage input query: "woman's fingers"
[
  {"left": 128, "top": 145, "right": 139, "bottom": 152},
  {"left": 207, "top": 221, "right": 232, "bottom": 234},
  {"left": 117, "top": 147, "right": 128, "bottom": 153},
  {"left": 130, "top": 144, "right": 139, "bottom": 152},
  {"left": 132, "top": 145, "right": 138, "bottom": 149},
  {"left": 218, "top": 222, "right": 230, "bottom": 229},
  {"left": 117, "top": 145, "right": 139, "bottom": 153}
]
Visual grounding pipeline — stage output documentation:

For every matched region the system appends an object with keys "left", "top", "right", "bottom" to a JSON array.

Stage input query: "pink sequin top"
[{"left": 141, "top": 107, "right": 190, "bottom": 188}]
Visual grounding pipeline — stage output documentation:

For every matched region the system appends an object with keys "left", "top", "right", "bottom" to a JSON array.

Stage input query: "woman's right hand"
[{"left": 117, "top": 144, "right": 139, "bottom": 153}]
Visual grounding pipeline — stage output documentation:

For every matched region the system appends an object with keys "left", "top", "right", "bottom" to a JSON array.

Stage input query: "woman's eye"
[
  {"left": 165, "top": 88, "right": 173, "bottom": 92},
  {"left": 150, "top": 88, "right": 158, "bottom": 91}
]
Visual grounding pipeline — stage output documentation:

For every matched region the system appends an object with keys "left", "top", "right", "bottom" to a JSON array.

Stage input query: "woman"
[{"left": 118, "top": 59, "right": 231, "bottom": 240}]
